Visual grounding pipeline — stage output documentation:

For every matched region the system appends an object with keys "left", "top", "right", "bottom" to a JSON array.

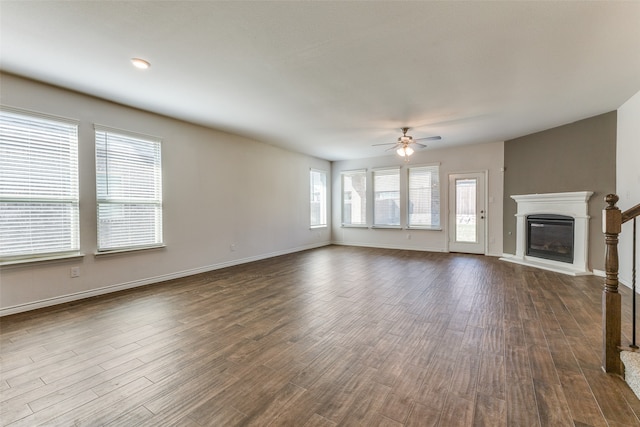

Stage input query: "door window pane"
[{"left": 455, "top": 178, "right": 476, "bottom": 242}]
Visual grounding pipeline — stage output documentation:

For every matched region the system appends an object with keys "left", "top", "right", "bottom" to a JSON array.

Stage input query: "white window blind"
[
  {"left": 341, "top": 169, "right": 366, "bottom": 226},
  {"left": 408, "top": 165, "right": 440, "bottom": 228},
  {"left": 0, "top": 107, "right": 79, "bottom": 260},
  {"left": 373, "top": 168, "right": 400, "bottom": 226},
  {"left": 95, "top": 127, "right": 163, "bottom": 252},
  {"left": 310, "top": 169, "right": 327, "bottom": 227}
]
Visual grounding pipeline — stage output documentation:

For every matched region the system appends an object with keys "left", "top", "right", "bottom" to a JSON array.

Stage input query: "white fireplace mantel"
[{"left": 500, "top": 191, "right": 593, "bottom": 276}]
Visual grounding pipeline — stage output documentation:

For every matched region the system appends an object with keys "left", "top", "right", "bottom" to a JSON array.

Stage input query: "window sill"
[
  {"left": 310, "top": 225, "right": 327, "bottom": 230},
  {"left": 0, "top": 252, "right": 85, "bottom": 267},
  {"left": 406, "top": 226, "right": 443, "bottom": 231},
  {"left": 95, "top": 244, "right": 166, "bottom": 257},
  {"left": 371, "top": 225, "right": 402, "bottom": 230},
  {"left": 341, "top": 225, "right": 368, "bottom": 228}
]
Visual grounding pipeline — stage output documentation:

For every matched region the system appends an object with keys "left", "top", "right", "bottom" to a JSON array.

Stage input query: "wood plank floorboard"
[{"left": 1, "top": 245, "right": 639, "bottom": 426}]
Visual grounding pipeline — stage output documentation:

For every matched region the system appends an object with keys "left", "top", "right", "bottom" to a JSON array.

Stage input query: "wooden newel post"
[{"left": 603, "top": 194, "right": 622, "bottom": 374}]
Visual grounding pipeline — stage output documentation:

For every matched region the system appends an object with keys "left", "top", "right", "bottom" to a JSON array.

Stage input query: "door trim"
[{"left": 448, "top": 171, "right": 487, "bottom": 255}]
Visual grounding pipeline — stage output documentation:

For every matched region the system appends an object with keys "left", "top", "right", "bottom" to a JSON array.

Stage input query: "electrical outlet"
[
  {"left": 70, "top": 266, "right": 80, "bottom": 278},
  {"left": 230, "top": 244, "right": 236, "bottom": 252}
]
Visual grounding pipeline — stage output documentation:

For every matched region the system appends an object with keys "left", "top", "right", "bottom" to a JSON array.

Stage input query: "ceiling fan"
[{"left": 373, "top": 127, "right": 442, "bottom": 158}]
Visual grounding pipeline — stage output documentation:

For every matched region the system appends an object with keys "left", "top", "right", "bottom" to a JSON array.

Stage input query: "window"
[
  {"left": 341, "top": 169, "right": 366, "bottom": 226},
  {"left": 0, "top": 107, "right": 79, "bottom": 261},
  {"left": 408, "top": 164, "right": 440, "bottom": 229},
  {"left": 95, "top": 127, "right": 163, "bottom": 252},
  {"left": 373, "top": 168, "right": 400, "bottom": 227},
  {"left": 310, "top": 169, "right": 327, "bottom": 228}
]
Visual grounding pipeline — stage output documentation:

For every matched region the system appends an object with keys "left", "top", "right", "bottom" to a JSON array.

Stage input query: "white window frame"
[
  {"left": 341, "top": 169, "right": 367, "bottom": 227},
  {"left": 372, "top": 167, "right": 401, "bottom": 228},
  {"left": 0, "top": 106, "right": 80, "bottom": 263},
  {"left": 95, "top": 125, "right": 164, "bottom": 253},
  {"left": 310, "top": 168, "right": 327, "bottom": 228},
  {"left": 407, "top": 163, "right": 441, "bottom": 230}
]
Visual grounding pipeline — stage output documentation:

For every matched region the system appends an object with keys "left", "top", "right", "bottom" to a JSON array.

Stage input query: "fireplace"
[
  {"left": 526, "top": 214, "right": 574, "bottom": 263},
  {"left": 500, "top": 191, "right": 593, "bottom": 276}
]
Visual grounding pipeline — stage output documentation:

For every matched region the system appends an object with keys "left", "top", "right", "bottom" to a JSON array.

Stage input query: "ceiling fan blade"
[
  {"left": 385, "top": 146, "right": 398, "bottom": 152},
  {"left": 414, "top": 135, "right": 442, "bottom": 142},
  {"left": 371, "top": 142, "right": 398, "bottom": 146},
  {"left": 412, "top": 142, "right": 427, "bottom": 148}
]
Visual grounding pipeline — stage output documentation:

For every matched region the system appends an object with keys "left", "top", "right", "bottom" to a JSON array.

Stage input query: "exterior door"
[{"left": 449, "top": 172, "right": 486, "bottom": 254}]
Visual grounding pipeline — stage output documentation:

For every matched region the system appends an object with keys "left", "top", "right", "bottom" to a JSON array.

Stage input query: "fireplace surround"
[{"left": 500, "top": 191, "right": 593, "bottom": 275}]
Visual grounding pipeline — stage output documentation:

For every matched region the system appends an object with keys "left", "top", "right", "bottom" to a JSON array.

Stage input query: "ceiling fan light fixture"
[
  {"left": 131, "top": 58, "right": 151, "bottom": 69},
  {"left": 396, "top": 146, "right": 414, "bottom": 157},
  {"left": 373, "top": 127, "right": 439, "bottom": 159}
]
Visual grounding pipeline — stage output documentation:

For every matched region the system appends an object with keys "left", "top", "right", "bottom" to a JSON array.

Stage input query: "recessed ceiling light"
[{"left": 131, "top": 58, "right": 151, "bottom": 69}]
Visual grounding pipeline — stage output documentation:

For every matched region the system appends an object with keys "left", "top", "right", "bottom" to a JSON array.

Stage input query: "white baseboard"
[
  {"left": 331, "top": 241, "right": 503, "bottom": 257},
  {"left": 0, "top": 242, "right": 331, "bottom": 317},
  {"left": 591, "top": 269, "right": 636, "bottom": 291},
  {"left": 330, "top": 241, "right": 446, "bottom": 253}
]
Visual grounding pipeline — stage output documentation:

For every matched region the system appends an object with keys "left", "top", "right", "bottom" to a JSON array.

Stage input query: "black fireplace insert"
[{"left": 526, "top": 214, "right": 574, "bottom": 263}]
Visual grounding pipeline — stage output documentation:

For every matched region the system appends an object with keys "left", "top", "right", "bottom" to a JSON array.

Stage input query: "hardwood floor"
[{"left": 1, "top": 246, "right": 639, "bottom": 426}]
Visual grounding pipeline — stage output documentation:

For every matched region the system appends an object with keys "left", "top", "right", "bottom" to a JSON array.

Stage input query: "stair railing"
[{"left": 602, "top": 194, "right": 640, "bottom": 375}]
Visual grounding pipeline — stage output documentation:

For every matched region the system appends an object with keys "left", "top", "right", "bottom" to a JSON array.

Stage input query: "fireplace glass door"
[{"left": 526, "top": 214, "right": 574, "bottom": 263}]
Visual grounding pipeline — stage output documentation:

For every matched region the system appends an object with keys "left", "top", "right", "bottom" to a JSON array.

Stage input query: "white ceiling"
[{"left": 1, "top": 1, "right": 639, "bottom": 161}]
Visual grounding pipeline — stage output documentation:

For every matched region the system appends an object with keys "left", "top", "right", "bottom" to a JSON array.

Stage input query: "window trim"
[
  {"left": 407, "top": 162, "right": 441, "bottom": 230},
  {"left": 372, "top": 166, "right": 401, "bottom": 227},
  {"left": 309, "top": 168, "right": 327, "bottom": 229},
  {"left": 94, "top": 125, "right": 164, "bottom": 253},
  {"left": 94, "top": 124, "right": 162, "bottom": 144},
  {"left": 341, "top": 168, "right": 367, "bottom": 228},
  {"left": 0, "top": 105, "right": 78, "bottom": 127},
  {"left": 94, "top": 244, "right": 166, "bottom": 257},
  {"left": 0, "top": 106, "right": 81, "bottom": 263},
  {"left": 0, "top": 252, "right": 85, "bottom": 267}
]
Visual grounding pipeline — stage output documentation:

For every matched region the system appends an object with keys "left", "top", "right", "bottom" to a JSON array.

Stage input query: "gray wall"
[{"left": 503, "top": 111, "right": 617, "bottom": 271}]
